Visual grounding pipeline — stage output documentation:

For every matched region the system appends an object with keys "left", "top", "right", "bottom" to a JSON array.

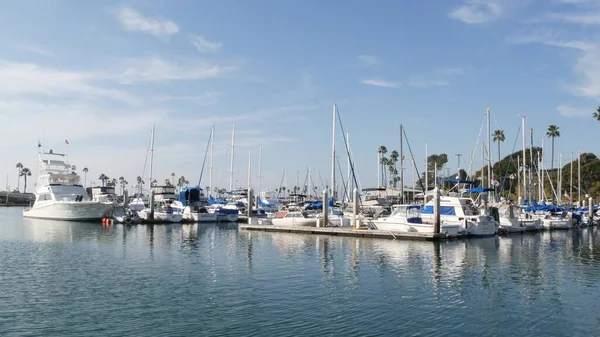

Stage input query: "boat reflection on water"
[{"left": 22, "top": 217, "right": 111, "bottom": 243}]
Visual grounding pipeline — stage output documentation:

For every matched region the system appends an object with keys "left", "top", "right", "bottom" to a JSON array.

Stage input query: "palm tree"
[
  {"left": 136, "top": 176, "right": 144, "bottom": 194},
  {"left": 389, "top": 150, "right": 399, "bottom": 187},
  {"left": 20, "top": 168, "right": 32, "bottom": 193},
  {"left": 378, "top": 146, "right": 387, "bottom": 187},
  {"left": 493, "top": 130, "right": 505, "bottom": 181},
  {"left": 171, "top": 172, "right": 176, "bottom": 186},
  {"left": 165, "top": 179, "right": 172, "bottom": 186},
  {"left": 594, "top": 106, "right": 600, "bottom": 121},
  {"left": 546, "top": 124, "right": 560, "bottom": 178},
  {"left": 151, "top": 179, "right": 158, "bottom": 187},
  {"left": 83, "top": 167, "right": 89, "bottom": 188},
  {"left": 98, "top": 173, "right": 107, "bottom": 187},
  {"left": 15, "top": 162, "right": 23, "bottom": 192}
]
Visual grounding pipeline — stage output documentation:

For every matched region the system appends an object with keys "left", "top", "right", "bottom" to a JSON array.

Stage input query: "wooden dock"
[{"left": 238, "top": 224, "right": 452, "bottom": 241}]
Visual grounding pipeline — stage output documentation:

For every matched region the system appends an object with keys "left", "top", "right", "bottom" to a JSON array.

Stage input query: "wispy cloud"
[
  {"left": 0, "top": 60, "right": 139, "bottom": 105},
  {"left": 407, "top": 76, "right": 449, "bottom": 87},
  {"left": 154, "top": 91, "right": 221, "bottom": 104},
  {"left": 360, "top": 79, "right": 399, "bottom": 88},
  {"left": 189, "top": 35, "right": 222, "bottom": 53},
  {"left": 449, "top": 0, "right": 504, "bottom": 24},
  {"left": 20, "top": 43, "right": 56, "bottom": 57},
  {"left": 116, "top": 7, "right": 179, "bottom": 38},
  {"left": 436, "top": 67, "right": 465, "bottom": 75},
  {"left": 357, "top": 55, "right": 380, "bottom": 67},
  {"left": 556, "top": 104, "right": 592, "bottom": 117},
  {"left": 114, "top": 57, "right": 236, "bottom": 83}
]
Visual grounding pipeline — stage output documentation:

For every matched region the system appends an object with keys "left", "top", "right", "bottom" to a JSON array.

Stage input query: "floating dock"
[{"left": 238, "top": 224, "right": 454, "bottom": 241}]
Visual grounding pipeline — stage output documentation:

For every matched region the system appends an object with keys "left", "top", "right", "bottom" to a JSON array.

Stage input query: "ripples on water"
[{"left": 1, "top": 207, "right": 600, "bottom": 336}]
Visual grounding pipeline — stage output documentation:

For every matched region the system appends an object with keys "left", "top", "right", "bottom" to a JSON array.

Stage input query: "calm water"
[{"left": 1, "top": 207, "right": 600, "bottom": 336}]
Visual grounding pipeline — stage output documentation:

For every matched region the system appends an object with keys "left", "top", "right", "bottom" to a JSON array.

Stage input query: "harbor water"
[{"left": 1, "top": 207, "right": 600, "bottom": 336}]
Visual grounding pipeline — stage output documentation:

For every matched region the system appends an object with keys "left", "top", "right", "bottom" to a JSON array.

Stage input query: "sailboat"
[{"left": 135, "top": 126, "right": 183, "bottom": 223}]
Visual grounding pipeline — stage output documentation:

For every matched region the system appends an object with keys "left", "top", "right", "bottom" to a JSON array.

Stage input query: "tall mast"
[
  {"left": 149, "top": 125, "right": 155, "bottom": 187},
  {"left": 229, "top": 124, "right": 235, "bottom": 191},
  {"left": 209, "top": 125, "right": 214, "bottom": 197},
  {"left": 258, "top": 146, "right": 263, "bottom": 196},
  {"left": 521, "top": 116, "right": 527, "bottom": 201},
  {"left": 400, "top": 124, "right": 404, "bottom": 203},
  {"left": 247, "top": 149, "right": 251, "bottom": 191},
  {"left": 558, "top": 152, "right": 562, "bottom": 204},
  {"left": 570, "top": 152, "right": 573, "bottom": 206},
  {"left": 346, "top": 132, "right": 351, "bottom": 202},
  {"left": 425, "top": 143, "right": 428, "bottom": 197},
  {"left": 578, "top": 151, "right": 581, "bottom": 204},
  {"left": 486, "top": 108, "right": 492, "bottom": 189},
  {"left": 529, "top": 128, "right": 534, "bottom": 200},
  {"left": 541, "top": 137, "right": 545, "bottom": 200},
  {"left": 331, "top": 104, "right": 336, "bottom": 199}
]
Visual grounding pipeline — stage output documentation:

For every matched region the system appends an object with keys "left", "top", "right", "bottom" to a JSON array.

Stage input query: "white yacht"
[
  {"left": 271, "top": 210, "right": 317, "bottom": 227},
  {"left": 371, "top": 205, "right": 461, "bottom": 236},
  {"left": 420, "top": 196, "right": 498, "bottom": 237},
  {"left": 138, "top": 200, "right": 183, "bottom": 223},
  {"left": 23, "top": 150, "right": 113, "bottom": 221}
]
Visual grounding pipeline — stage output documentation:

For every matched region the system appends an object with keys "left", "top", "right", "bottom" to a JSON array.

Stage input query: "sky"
[{"left": 0, "top": 0, "right": 598, "bottom": 194}]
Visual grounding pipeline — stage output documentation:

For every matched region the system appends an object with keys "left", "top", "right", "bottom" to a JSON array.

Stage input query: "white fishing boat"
[
  {"left": 540, "top": 212, "right": 573, "bottom": 230},
  {"left": 498, "top": 204, "right": 536, "bottom": 233},
  {"left": 138, "top": 200, "right": 183, "bottom": 223},
  {"left": 89, "top": 186, "right": 117, "bottom": 205},
  {"left": 420, "top": 196, "right": 497, "bottom": 237},
  {"left": 371, "top": 205, "right": 461, "bottom": 236},
  {"left": 23, "top": 150, "right": 113, "bottom": 221},
  {"left": 172, "top": 187, "right": 217, "bottom": 222},
  {"left": 271, "top": 210, "right": 317, "bottom": 227}
]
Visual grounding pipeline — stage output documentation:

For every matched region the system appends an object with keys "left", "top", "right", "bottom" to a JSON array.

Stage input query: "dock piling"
[
  {"left": 352, "top": 188, "right": 359, "bottom": 228},
  {"left": 248, "top": 188, "right": 253, "bottom": 225},
  {"left": 589, "top": 196, "right": 594, "bottom": 220},
  {"left": 433, "top": 187, "right": 440, "bottom": 234},
  {"left": 123, "top": 190, "right": 129, "bottom": 208},
  {"left": 149, "top": 190, "right": 155, "bottom": 220},
  {"left": 322, "top": 189, "right": 329, "bottom": 228}
]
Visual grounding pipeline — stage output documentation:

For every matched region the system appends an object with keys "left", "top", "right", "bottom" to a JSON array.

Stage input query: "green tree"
[
  {"left": 20, "top": 167, "right": 32, "bottom": 193},
  {"left": 546, "top": 125, "right": 560, "bottom": 199},
  {"left": 98, "top": 173, "right": 108, "bottom": 187},
  {"left": 83, "top": 167, "right": 89, "bottom": 188},
  {"left": 378, "top": 145, "right": 388, "bottom": 187},
  {"left": 15, "top": 162, "right": 23, "bottom": 192},
  {"left": 594, "top": 106, "right": 600, "bottom": 121},
  {"left": 493, "top": 129, "right": 505, "bottom": 181}
]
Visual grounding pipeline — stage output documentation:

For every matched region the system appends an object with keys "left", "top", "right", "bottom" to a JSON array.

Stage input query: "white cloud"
[
  {"left": 449, "top": 0, "right": 503, "bottom": 24},
  {"left": 408, "top": 76, "right": 449, "bottom": 87},
  {"left": 116, "top": 7, "right": 179, "bottom": 38},
  {"left": 189, "top": 35, "right": 222, "bottom": 53},
  {"left": 0, "top": 60, "right": 139, "bottom": 105},
  {"left": 21, "top": 43, "right": 56, "bottom": 57},
  {"left": 546, "top": 12, "right": 600, "bottom": 24},
  {"left": 357, "top": 55, "right": 380, "bottom": 67},
  {"left": 360, "top": 79, "right": 400, "bottom": 88},
  {"left": 556, "top": 104, "right": 592, "bottom": 117},
  {"left": 154, "top": 91, "right": 221, "bottom": 104},
  {"left": 114, "top": 57, "right": 236, "bottom": 83}
]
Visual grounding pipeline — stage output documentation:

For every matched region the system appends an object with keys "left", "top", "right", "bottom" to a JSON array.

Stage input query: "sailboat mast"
[
  {"left": 258, "top": 146, "right": 263, "bottom": 196},
  {"left": 578, "top": 151, "right": 581, "bottom": 205},
  {"left": 229, "top": 124, "right": 235, "bottom": 191},
  {"left": 247, "top": 149, "right": 251, "bottom": 191},
  {"left": 346, "top": 132, "right": 351, "bottom": 202},
  {"left": 331, "top": 104, "right": 336, "bottom": 199},
  {"left": 558, "top": 152, "right": 562, "bottom": 204},
  {"left": 529, "top": 128, "right": 534, "bottom": 200},
  {"left": 399, "top": 124, "right": 404, "bottom": 203},
  {"left": 149, "top": 125, "right": 155, "bottom": 187},
  {"left": 209, "top": 125, "right": 214, "bottom": 197},
  {"left": 486, "top": 108, "right": 492, "bottom": 189},
  {"left": 521, "top": 116, "right": 527, "bottom": 201},
  {"left": 425, "top": 143, "right": 428, "bottom": 196},
  {"left": 570, "top": 152, "right": 573, "bottom": 205}
]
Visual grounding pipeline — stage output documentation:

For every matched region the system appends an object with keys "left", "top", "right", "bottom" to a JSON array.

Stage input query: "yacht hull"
[
  {"left": 182, "top": 207, "right": 218, "bottom": 223},
  {"left": 371, "top": 221, "right": 461, "bottom": 236},
  {"left": 23, "top": 202, "right": 113, "bottom": 221},
  {"left": 271, "top": 218, "right": 317, "bottom": 227}
]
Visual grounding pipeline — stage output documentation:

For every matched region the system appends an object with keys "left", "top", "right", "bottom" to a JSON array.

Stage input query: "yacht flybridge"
[{"left": 23, "top": 150, "right": 113, "bottom": 221}]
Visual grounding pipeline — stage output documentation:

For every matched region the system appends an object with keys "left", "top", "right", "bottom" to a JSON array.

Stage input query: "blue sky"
[{"left": 0, "top": 0, "right": 598, "bottom": 193}]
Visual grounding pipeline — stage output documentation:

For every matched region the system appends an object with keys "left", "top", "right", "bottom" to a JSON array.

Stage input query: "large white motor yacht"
[{"left": 23, "top": 150, "right": 113, "bottom": 221}]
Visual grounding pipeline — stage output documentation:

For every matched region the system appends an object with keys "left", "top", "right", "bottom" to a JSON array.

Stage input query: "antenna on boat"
[
  {"left": 149, "top": 125, "right": 155, "bottom": 189},
  {"left": 209, "top": 125, "right": 214, "bottom": 198},
  {"left": 257, "top": 146, "right": 263, "bottom": 197},
  {"left": 331, "top": 104, "right": 336, "bottom": 200}
]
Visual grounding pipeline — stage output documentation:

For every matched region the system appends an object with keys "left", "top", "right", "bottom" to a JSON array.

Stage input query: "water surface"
[{"left": 1, "top": 207, "right": 600, "bottom": 336}]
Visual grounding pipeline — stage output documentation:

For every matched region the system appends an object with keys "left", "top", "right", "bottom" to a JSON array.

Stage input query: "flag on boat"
[
  {"left": 65, "top": 139, "right": 70, "bottom": 145},
  {"left": 37, "top": 141, "right": 41, "bottom": 148}
]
